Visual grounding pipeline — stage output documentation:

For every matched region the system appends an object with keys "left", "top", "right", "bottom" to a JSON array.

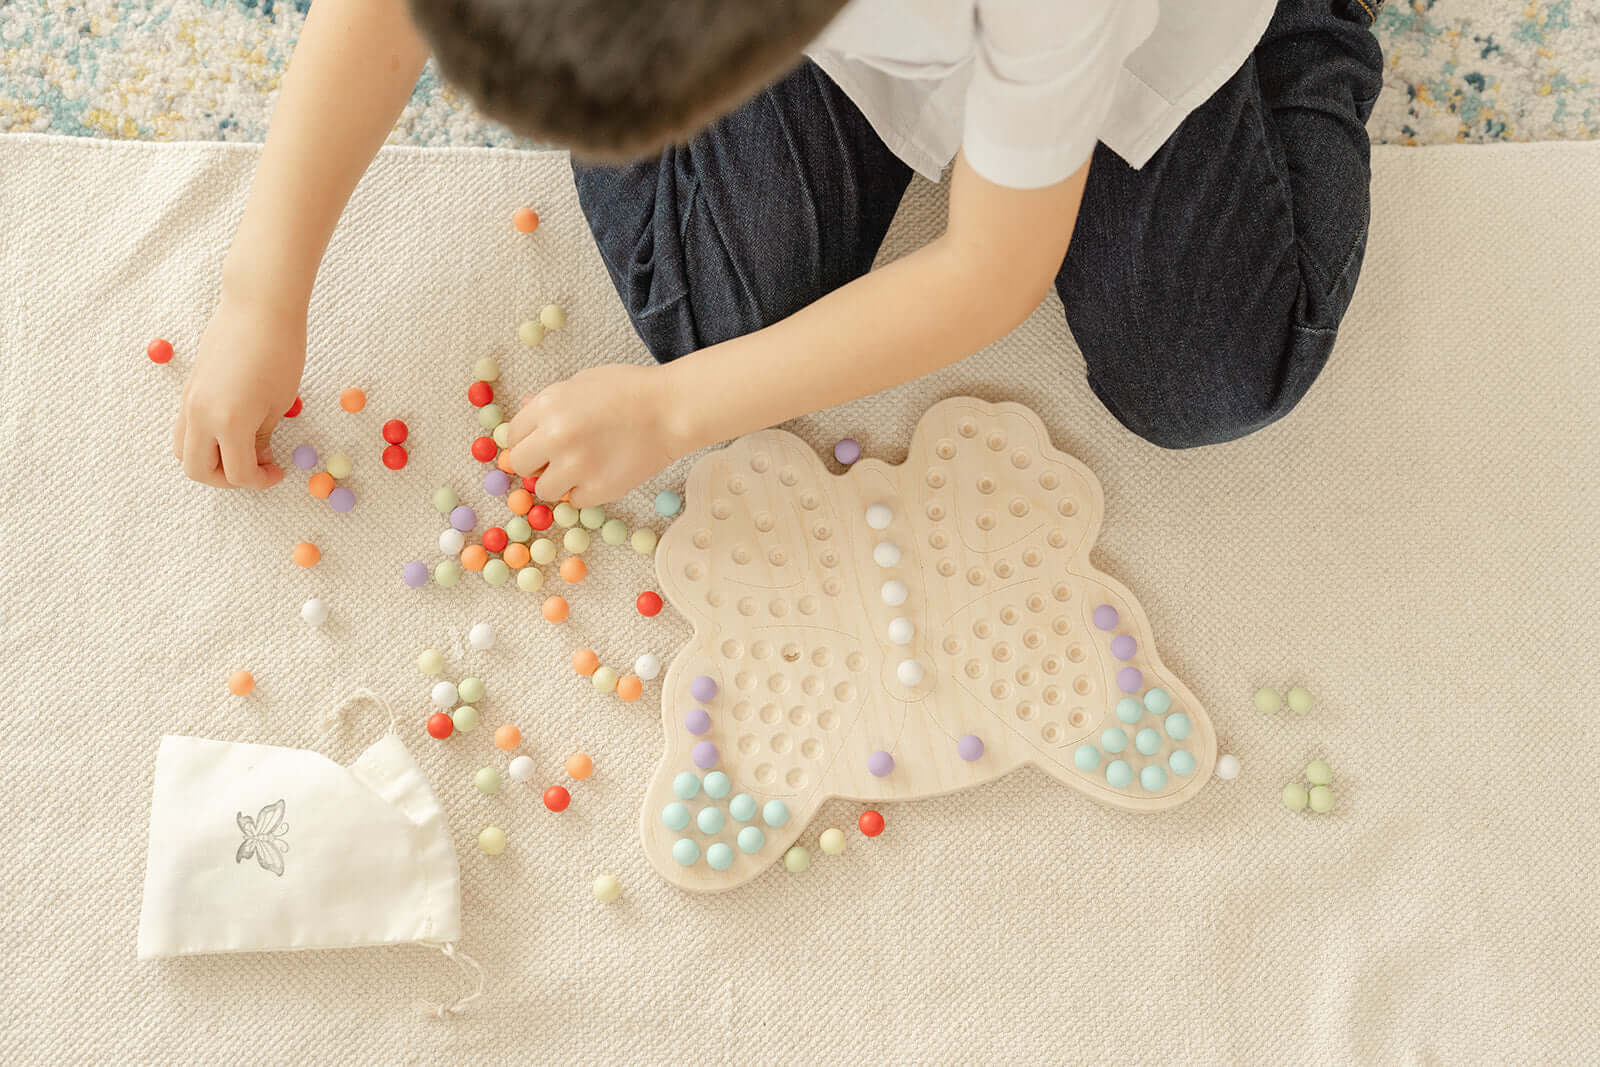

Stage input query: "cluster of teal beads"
[
  {"left": 1071, "top": 686, "right": 1194, "bottom": 792},
  {"left": 662, "top": 771, "right": 789, "bottom": 870}
]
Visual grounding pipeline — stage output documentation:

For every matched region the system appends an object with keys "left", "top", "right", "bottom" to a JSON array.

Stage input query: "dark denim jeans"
[{"left": 572, "top": 0, "right": 1384, "bottom": 449}]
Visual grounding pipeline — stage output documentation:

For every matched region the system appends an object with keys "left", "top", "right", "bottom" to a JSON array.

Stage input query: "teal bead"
[
  {"left": 1073, "top": 745, "right": 1100, "bottom": 771},
  {"left": 1140, "top": 765, "right": 1168, "bottom": 792},
  {"left": 1105, "top": 760, "right": 1133, "bottom": 788},
  {"left": 1135, "top": 728, "right": 1161, "bottom": 756},
  {"left": 703, "top": 771, "right": 731, "bottom": 798},
  {"left": 736, "top": 826, "right": 766, "bottom": 853},
  {"left": 697, "top": 807, "right": 725, "bottom": 834},
  {"left": 672, "top": 838, "right": 700, "bottom": 866},
  {"left": 762, "top": 800, "right": 789, "bottom": 827},
  {"left": 1165, "top": 713, "right": 1192, "bottom": 740},
  {"left": 655, "top": 490, "right": 682, "bottom": 517},
  {"left": 661, "top": 802, "right": 690, "bottom": 830},
  {"left": 1144, "top": 688, "right": 1172, "bottom": 714},
  {"left": 672, "top": 772, "right": 701, "bottom": 799},
  {"left": 1116, "top": 697, "right": 1143, "bottom": 723},
  {"left": 579, "top": 506, "right": 606, "bottom": 529},
  {"left": 1101, "top": 728, "right": 1128, "bottom": 753},
  {"left": 1169, "top": 749, "right": 1196, "bottom": 776},
  {"left": 706, "top": 843, "right": 734, "bottom": 871},
  {"left": 729, "top": 794, "right": 757, "bottom": 822}
]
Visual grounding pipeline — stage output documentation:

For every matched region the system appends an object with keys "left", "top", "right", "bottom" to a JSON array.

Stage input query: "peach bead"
[
  {"left": 308, "top": 472, "right": 335, "bottom": 498},
  {"left": 460, "top": 544, "right": 489, "bottom": 571},
  {"left": 507, "top": 489, "right": 533, "bottom": 515},
  {"left": 512, "top": 207, "right": 539, "bottom": 233},
  {"left": 227, "top": 670, "right": 255, "bottom": 696},
  {"left": 503, "top": 542, "right": 531, "bottom": 569},
  {"left": 497, "top": 451, "right": 518, "bottom": 475},
  {"left": 292, "top": 542, "right": 320, "bottom": 568},
  {"left": 339, "top": 387, "right": 366, "bottom": 413},
  {"left": 542, "top": 596, "right": 569, "bottom": 623},
  {"left": 616, "top": 675, "right": 643, "bottom": 702},
  {"left": 572, "top": 648, "right": 599, "bottom": 676},
  {"left": 566, "top": 753, "right": 594, "bottom": 780},
  {"left": 559, "top": 557, "right": 587, "bottom": 583},
  {"left": 494, "top": 724, "right": 522, "bottom": 751}
]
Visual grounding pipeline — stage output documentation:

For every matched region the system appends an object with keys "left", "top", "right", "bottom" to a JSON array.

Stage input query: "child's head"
[{"left": 408, "top": 0, "right": 847, "bottom": 160}]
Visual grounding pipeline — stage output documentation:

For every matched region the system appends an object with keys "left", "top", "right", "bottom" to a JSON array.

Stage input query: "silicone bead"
[
  {"left": 865, "top": 503, "right": 893, "bottom": 530},
  {"left": 896, "top": 660, "right": 924, "bottom": 686},
  {"left": 1169, "top": 750, "right": 1196, "bottom": 776},
  {"left": 426, "top": 713, "right": 453, "bottom": 739},
  {"left": 450, "top": 505, "right": 477, "bottom": 532},
  {"left": 1287, "top": 686, "right": 1314, "bottom": 714},
  {"left": 512, "top": 208, "right": 538, "bottom": 234},
  {"left": 1105, "top": 760, "right": 1133, "bottom": 788},
  {"left": 874, "top": 542, "right": 902, "bottom": 567},
  {"left": 697, "top": 807, "right": 725, "bottom": 835},
  {"left": 858, "top": 810, "right": 885, "bottom": 837},
  {"left": 881, "top": 580, "right": 908, "bottom": 606},
  {"left": 328, "top": 487, "right": 356, "bottom": 513},
  {"left": 503, "top": 543, "right": 531, "bottom": 569},
  {"left": 1144, "top": 688, "right": 1172, "bottom": 715},
  {"left": 834, "top": 438, "right": 860, "bottom": 465},
  {"left": 1116, "top": 698, "right": 1144, "bottom": 724},
  {"left": 662, "top": 803, "right": 690, "bottom": 831},
  {"left": 560, "top": 557, "right": 587, "bottom": 583},
  {"left": 631, "top": 528, "right": 658, "bottom": 554},
  {"left": 339, "top": 388, "right": 365, "bottom": 413},
  {"left": 577, "top": 506, "right": 605, "bottom": 530},
  {"left": 147, "top": 338, "right": 174, "bottom": 364},
  {"left": 707, "top": 843, "right": 735, "bottom": 871},
  {"left": 1100, "top": 728, "right": 1128, "bottom": 753},
  {"left": 300, "top": 598, "right": 329, "bottom": 626},
  {"left": 1117, "top": 667, "right": 1143, "bottom": 693},
  {"left": 434, "top": 561, "right": 461, "bottom": 587},
  {"left": 432, "top": 487, "right": 458, "bottom": 514},
  {"left": 956, "top": 735, "right": 984, "bottom": 761},
  {"left": 474, "top": 768, "right": 501, "bottom": 795},
  {"left": 459, "top": 677, "right": 485, "bottom": 703},
  {"left": 473, "top": 356, "right": 500, "bottom": 382},
  {"left": 439, "top": 529, "right": 465, "bottom": 555},
  {"left": 478, "top": 827, "right": 506, "bottom": 855},
  {"left": 382, "top": 445, "right": 408, "bottom": 470},
  {"left": 1305, "top": 759, "right": 1333, "bottom": 786},
  {"left": 819, "top": 828, "right": 846, "bottom": 855},
  {"left": 402, "top": 561, "right": 428, "bottom": 588},
  {"left": 494, "top": 723, "right": 520, "bottom": 751},
  {"left": 887, "top": 617, "right": 914, "bottom": 645},
  {"left": 327, "top": 453, "right": 352, "bottom": 478},
  {"left": 1110, "top": 634, "right": 1137, "bottom": 660},
  {"left": 468, "top": 622, "right": 495, "bottom": 650},
  {"left": 451, "top": 705, "right": 479, "bottom": 732},
  {"left": 530, "top": 538, "right": 558, "bottom": 565},
  {"left": 635, "top": 653, "right": 662, "bottom": 681},
  {"left": 505, "top": 516, "right": 532, "bottom": 542},
  {"left": 672, "top": 839, "right": 700, "bottom": 867},
  {"left": 601, "top": 519, "right": 629, "bottom": 545},
  {"left": 1254, "top": 688, "right": 1282, "bottom": 714},
  {"left": 516, "top": 568, "right": 543, "bottom": 592},
  {"left": 1308, "top": 785, "right": 1335, "bottom": 813},
  {"left": 655, "top": 490, "right": 682, "bottom": 517},
  {"left": 1093, "top": 605, "right": 1119, "bottom": 630},
  {"left": 737, "top": 826, "right": 766, "bottom": 854},
  {"left": 783, "top": 846, "right": 810, "bottom": 873},
  {"left": 430, "top": 681, "right": 458, "bottom": 708},
  {"left": 673, "top": 772, "right": 701, "bottom": 799},
  {"left": 477, "top": 404, "right": 503, "bottom": 430},
  {"left": 729, "top": 794, "right": 757, "bottom": 822},
  {"left": 459, "top": 543, "right": 488, "bottom": 571},
  {"left": 539, "top": 304, "right": 566, "bottom": 330},
  {"left": 563, "top": 528, "right": 590, "bottom": 554},
  {"left": 1140, "top": 765, "right": 1168, "bottom": 792},
  {"left": 292, "top": 444, "right": 317, "bottom": 470},
  {"left": 542, "top": 596, "right": 569, "bottom": 622},
  {"left": 227, "top": 670, "right": 254, "bottom": 696},
  {"left": 691, "top": 741, "right": 719, "bottom": 769},
  {"left": 508, "top": 755, "right": 534, "bottom": 781},
  {"left": 689, "top": 675, "right": 718, "bottom": 702},
  {"left": 616, "top": 676, "right": 643, "bottom": 703},
  {"left": 592, "top": 666, "right": 618, "bottom": 693},
  {"left": 1215, "top": 754, "right": 1241, "bottom": 780},
  {"left": 417, "top": 649, "right": 445, "bottom": 675},
  {"left": 468, "top": 381, "right": 494, "bottom": 407},
  {"left": 517, "top": 319, "right": 545, "bottom": 346},
  {"left": 1165, "top": 713, "right": 1192, "bottom": 740},
  {"left": 292, "top": 542, "right": 320, "bottom": 568},
  {"left": 1073, "top": 745, "right": 1100, "bottom": 771},
  {"left": 1135, "top": 728, "right": 1162, "bottom": 756},
  {"left": 1282, "top": 783, "right": 1309, "bottom": 811},
  {"left": 701, "top": 772, "right": 730, "bottom": 799},
  {"left": 592, "top": 874, "right": 621, "bottom": 903},
  {"left": 283, "top": 396, "right": 302, "bottom": 417},
  {"left": 483, "top": 470, "right": 510, "bottom": 497},
  {"left": 637, "top": 591, "right": 664, "bottom": 617},
  {"left": 762, "top": 800, "right": 790, "bottom": 827},
  {"left": 553, "top": 503, "right": 579, "bottom": 527}
]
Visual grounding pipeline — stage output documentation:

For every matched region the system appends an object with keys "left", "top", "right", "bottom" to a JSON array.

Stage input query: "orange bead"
[
  {"left": 292, "top": 542, "right": 320, "bottom": 568},
  {"left": 503, "top": 542, "right": 531, "bottom": 569},
  {"left": 566, "top": 753, "right": 594, "bottom": 780},
  {"left": 512, "top": 207, "right": 539, "bottom": 234},
  {"left": 339, "top": 387, "right": 366, "bottom": 413},
  {"left": 308, "top": 472, "right": 335, "bottom": 498},
  {"left": 227, "top": 669, "right": 255, "bottom": 696},
  {"left": 559, "top": 557, "right": 587, "bottom": 583},
  {"left": 494, "top": 724, "right": 522, "bottom": 751},
  {"left": 571, "top": 648, "right": 599, "bottom": 676},
  {"left": 542, "top": 596, "right": 569, "bottom": 623},
  {"left": 615, "top": 675, "right": 642, "bottom": 703},
  {"left": 460, "top": 544, "right": 489, "bottom": 571},
  {"left": 496, "top": 450, "right": 518, "bottom": 475},
  {"left": 507, "top": 489, "right": 533, "bottom": 515}
]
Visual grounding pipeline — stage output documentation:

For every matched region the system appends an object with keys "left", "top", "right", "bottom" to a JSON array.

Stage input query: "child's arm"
[
  {"left": 174, "top": 0, "right": 429, "bottom": 488},
  {"left": 509, "top": 153, "right": 1089, "bottom": 505}
]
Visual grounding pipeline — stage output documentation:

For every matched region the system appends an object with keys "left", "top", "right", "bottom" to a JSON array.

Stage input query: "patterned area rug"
[{"left": 1, "top": 0, "right": 1596, "bottom": 144}]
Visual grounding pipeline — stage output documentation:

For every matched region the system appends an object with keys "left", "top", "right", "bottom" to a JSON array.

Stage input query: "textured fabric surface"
[{"left": 1, "top": 136, "right": 1597, "bottom": 1064}]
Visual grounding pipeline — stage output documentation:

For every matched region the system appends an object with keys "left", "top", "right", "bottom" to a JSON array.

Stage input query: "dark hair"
[{"left": 409, "top": 0, "right": 848, "bottom": 160}]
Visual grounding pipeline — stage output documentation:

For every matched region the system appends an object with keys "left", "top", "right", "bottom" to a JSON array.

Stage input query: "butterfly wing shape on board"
[{"left": 645, "top": 398, "right": 1214, "bottom": 891}]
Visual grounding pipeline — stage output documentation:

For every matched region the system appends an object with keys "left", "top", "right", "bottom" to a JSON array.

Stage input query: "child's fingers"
[
  {"left": 172, "top": 410, "right": 188, "bottom": 462},
  {"left": 218, "top": 430, "right": 274, "bottom": 489},
  {"left": 535, "top": 461, "right": 577, "bottom": 504},
  {"left": 182, "top": 433, "right": 233, "bottom": 489},
  {"left": 506, "top": 434, "right": 550, "bottom": 481},
  {"left": 507, "top": 402, "right": 538, "bottom": 445}
]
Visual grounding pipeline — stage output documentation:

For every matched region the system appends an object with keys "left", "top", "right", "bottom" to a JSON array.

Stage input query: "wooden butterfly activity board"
[{"left": 643, "top": 398, "right": 1215, "bottom": 891}]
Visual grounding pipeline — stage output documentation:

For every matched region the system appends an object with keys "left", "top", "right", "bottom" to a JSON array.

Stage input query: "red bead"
[
  {"left": 543, "top": 785, "right": 571, "bottom": 812},
  {"left": 528, "top": 504, "right": 553, "bottom": 531},
  {"left": 522, "top": 475, "right": 539, "bottom": 494},
  {"left": 483, "top": 527, "right": 509, "bottom": 553},
  {"left": 283, "top": 396, "right": 303, "bottom": 418},
  {"left": 858, "top": 810, "right": 885, "bottom": 837},
  {"left": 146, "top": 338, "right": 174, "bottom": 364},
  {"left": 382, "top": 418, "right": 408, "bottom": 444},
  {"left": 426, "top": 712, "right": 454, "bottom": 740},
  {"left": 471, "top": 436, "right": 498, "bottom": 462},
  {"left": 636, "top": 591, "right": 663, "bottom": 617},
  {"left": 467, "top": 381, "right": 494, "bottom": 407},
  {"left": 382, "top": 444, "right": 408, "bottom": 470}
]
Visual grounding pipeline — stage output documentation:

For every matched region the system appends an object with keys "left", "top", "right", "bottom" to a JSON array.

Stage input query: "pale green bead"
[
  {"left": 478, "top": 404, "right": 504, "bottom": 430},
  {"left": 1304, "top": 759, "right": 1332, "bottom": 786},
  {"left": 819, "top": 828, "right": 845, "bottom": 855},
  {"left": 492, "top": 422, "right": 512, "bottom": 448},
  {"left": 326, "top": 453, "right": 352, "bottom": 479},
  {"left": 432, "top": 487, "right": 459, "bottom": 514},
  {"left": 474, "top": 767, "right": 501, "bottom": 795},
  {"left": 473, "top": 356, "right": 500, "bottom": 382},
  {"left": 458, "top": 677, "right": 486, "bottom": 703},
  {"left": 592, "top": 666, "right": 618, "bottom": 693},
  {"left": 539, "top": 303, "right": 566, "bottom": 330},
  {"left": 783, "top": 846, "right": 811, "bottom": 873},
  {"left": 417, "top": 649, "right": 445, "bottom": 676},
  {"left": 592, "top": 874, "right": 621, "bottom": 903},
  {"left": 1282, "top": 783, "right": 1309, "bottom": 811},
  {"left": 1308, "top": 785, "right": 1334, "bottom": 813},
  {"left": 579, "top": 506, "right": 606, "bottom": 530},
  {"left": 517, "top": 319, "right": 545, "bottom": 346},
  {"left": 553, "top": 503, "right": 580, "bottom": 527},
  {"left": 434, "top": 561, "right": 461, "bottom": 587},
  {"left": 600, "top": 519, "right": 628, "bottom": 545},
  {"left": 516, "top": 567, "right": 544, "bottom": 593},
  {"left": 1254, "top": 688, "right": 1282, "bottom": 714},
  {"left": 452, "top": 705, "right": 479, "bottom": 732},
  {"left": 1286, "top": 686, "right": 1314, "bottom": 714},
  {"left": 564, "top": 527, "right": 591, "bottom": 554},
  {"left": 482, "top": 559, "right": 510, "bottom": 586},
  {"left": 631, "top": 527, "right": 658, "bottom": 555},
  {"left": 505, "top": 516, "right": 532, "bottom": 542},
  {"left": 478, "top": 826, "right": 507, "bottom": 855},
  {"left": 529, "top": 538, "right": 558, "bottom": 565}
]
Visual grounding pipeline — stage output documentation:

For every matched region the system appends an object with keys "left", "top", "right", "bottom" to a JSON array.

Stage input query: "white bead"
[
  {"left": 880, "top": 580, "right": 908, "bottom": 606},
  {"left": 865, "top": 503, "right": 893, "bottom": 530},
  {"left": 887, "top": 617, "right": 914, "bottom": 645},
  {"left": 468, "top": 622, "right": 495, "bottom": 650},
  {"left": 896, "top": 659, "right": 924, "bottom": 686},
  {"left": 634, "top": 653, "right": 662, "bottom": 681},
  {"left": 439, "top": 528, "right": 465, "bottom": 554},
  {"left": 431, "top": 680, "right": 458, "bottom": 708},
  {"left": 1215, "top": 754, "right": 1240, "bottom": 780},
  {"left": 300, "top": 598, "right": 329, "bottom": 626},
  {"left": 508, "top": 755, "right": 536, "bottom": 781},
  {"left": 873, "top": 541, "right": 901, "bottom": 568}
]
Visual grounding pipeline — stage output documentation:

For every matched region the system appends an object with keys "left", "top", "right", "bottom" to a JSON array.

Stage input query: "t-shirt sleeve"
[{"left": 962, "top": 0, "right": 1159, "bottom": 189}]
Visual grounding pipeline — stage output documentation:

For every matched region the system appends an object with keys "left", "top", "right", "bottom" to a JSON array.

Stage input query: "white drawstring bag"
[{"left": 137, "top": 691, "right": 481, "bottom": 1016}]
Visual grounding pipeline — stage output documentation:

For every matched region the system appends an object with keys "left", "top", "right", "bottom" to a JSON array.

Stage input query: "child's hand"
[
  {"left": 172, "top": 296, "right": 305, "bottom": 489},
  {"left": 505, "top": 364, "right": 692, "bottom": 506}
]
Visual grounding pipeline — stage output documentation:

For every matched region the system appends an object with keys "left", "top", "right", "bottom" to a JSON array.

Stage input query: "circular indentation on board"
[
  {"left": 1023, "top": 551, "right": 1043, "bottom": 570},
  {"left": 1016, "top": 667, "right": 1035, "bottom": 686},
  {"left": 767, "top": 674, "right": 789, "bottom": 694},
  {"left": 958, "top": 421, "right": 977, "bottom": 438},
  {"left": 999, "top": 606, "right": 1019, "bottom": 626},
  {"left": 986, "top": 432, "right": 1006, "bottom": 451},
  {"left": 1009, "top": 498, "right": 1030, "bottom": 518},
  {"left": 735, "top": 671, "right": 755, "bottom": 690},
  {"left": 823, "top": 578, "right": 842, "bottom": 596},
  {"left": 1011, "top": 450, "right": 1031, "bottom": 469},
  {"left": 808, "top": 526, "right": 830, "bottom": 544},
  {"left": 965, "top": 659, "right": 985, "bottom": 679},
  {"left": 1069, "top": 708, "right": 1087, "bottom": 727},
  {"left": 779, "top": 466, "right": 798, "bottom": 486},
  {"left": 781, "top": 642, "right": 802, "bottom": 662},
  {"left": 755, "top": 763, "right": 775, "bottom": 785},
  {"left": 731, "top": 546, "right": 751, "bottom": 565},
  {"left": 801, "top": 492, "right": 819, "bottom": 510},
  {"left": 1041, "top": 722, "right": 1063, "bottom": 744},
  {"left": 749, "top": 452, "right": 772, "bottom": 473},
  {"left": 728, "top": 476, "right": 747, "bottom": 495},
  {"left": 1052, "top": 617, "right": 1071, "bottom": 636},
  {"left": 1017, "top": 701, "right": 1036, "bottom": 721},
  {"left": 768, "top": 546, "right": 790, "bottom": 566},
  {"left": 750, "top": 640, "right": 771, "bottom": 660},
  {"left": 938, "top": 559, "right": 956, "bottom": 577},
  {"left": 936, "top": 440, "right": 956, "bottom": 460},
  {"left": 798, "top": 595, "right": 818, "bottom": 615},
  {"left": 754, "top": 513, "right": 775, "bottom": 533},
  {"left": 1047, "top": 530, "right": 1067, "bottom": 549},
  {"left": 771, "top": 733, "right": 791, "bottom": 754},
  {"left": 738, "top": 734, "right": 758, "bottom": 755},
  {"left": 769, "top": 598, "right": 789, "bottom": 618},
  {"left": 993, "top": 643, "right": 1013, "bottom": 663},
  {"left": 1074, "top": 676, "right": 1092, "bottom": 695},
  {"left": 1053, "top": 583, "right": 1072, "bottom": 601},
  {"left": 973, "top": 620, "right": 992, "bottom": 639},
  {"left": 929, "top": 532, "right": 949, "bottom": 552},
  {"left": 994, "top": 560, "right": 1014, "bottom": 579},
  {"left": 693, "top": 529, "right": 712, "bottom": 549},
  {"left": 731, "top": 701, "right": 752, "bottom": 722},
  {"left": 1044, "top": 686, "right": 1063, "bottom": 706},
  {"left": 966, "top": 568, "right": 985, "bottom": 586},
  {"left": 801, "top": 675, "right": 822, "bottom": 696},
  {"left": 927, "top": 470, "right": 946, "bottom": 489},
  {"left": 820, "top": 549, "right": 838, "bottom": 568},
  {"left": 712, "top": 500, "right": 732, "bottom": 520},
  {"left": 1067, "top": 644, "right": 1085, "bottom": 662},
  {"left": 1023, "top": 630, "right": 1043, "bottom": 650},
  {"left": 684, "top": 562, "right": 705, "bottom": 581},
  {"left": 942, "top": 636, "right": 962, "bottom": 655},
  {"left": 1039, "top": 471, "right": 1060, "bottom": 490},
  {"left": 1026, "top": 595, "right": 1045, "bottom": 613},
  {"left": 737, "top": 597, "right": 757, "bottom": 616},
  {"left": 977, "top": 476, "right": 996, "bottom": 495},
  {"left": 785, "top": 768, "right": 806, "bottom": 788},
  {"left": 722, "top": 639, "right": 745, "bottom": 659},
  {"left": 787, "top": 705, "right": 808, "bottom": 726},
  {"left": 927, "top": 503, "right": 946, "bottom": 521},
  {"left": 846, "top": 652, "right": 866, "bottom": 672},
  {"left": 817, "top": 709, "right": 839, "bottom": 730},
  {"left": 1058, "top": 500, "right": 1077, "bottom": 517},
  {"left": 991, "top": 680, "right": 1012, "bottom": 700},
  {"left": 977, "top": 512, "right": 996, "bottom": 531},
  {"left": 801, "top": 738, "right": 821, "bottom": 759},
  {"left": 834, "top": 681, "right": 856, "bottom": 701},
  {"left": 811, "top": 648, "right": 832, "bottom": 668}
]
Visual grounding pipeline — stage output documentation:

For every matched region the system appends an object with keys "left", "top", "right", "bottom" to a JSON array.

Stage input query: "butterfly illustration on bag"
[{"left": 235, "top": 798, "right": 290, "bottom": 877}]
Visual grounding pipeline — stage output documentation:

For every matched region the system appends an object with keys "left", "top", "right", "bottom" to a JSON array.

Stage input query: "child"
[{"left": 173, "top": 0, "right": 1383, "bottom": 504}]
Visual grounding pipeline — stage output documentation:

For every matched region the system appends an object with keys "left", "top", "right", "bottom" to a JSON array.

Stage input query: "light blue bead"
[
  {"left": 703, "top": 771, "right": 731, "bottom": 798},
  {"left": 1144, "top": 688, "right": 1172, "bottom": 714},
  {"left": 1165, "top": 713, "right": 1192, "bottom": 741},
  {"left": 1101, "top": 728, "right": 1128, "bottom": 754},
  {"left": 1116, "top": 698, "right": 1144, "bottom": 724},
  {"left": 661, "top": 802, "right": 690, "bottom": 831},
  {"left": 729, "top": 794, "right": 757, "bottom": 822},
  {"left": 697, "top": 807, "right": 725, "bottom": 835},
  {"left": 706, "top": 843, "right": 734, "bottom": 870},
  {"left": 762, "top": 800, "right": 790, "bottom": 827},
  {"left": 1106, "top": 760, "right": 1133, "bottom": 788},
  {"left": 1140, "top": 765, "right": 1168, "bottom": 792},
  {"left": 1169, "top": 749, "right": 1196, "bottom": 776},
  {"left": 1073, "top": 745, "right": 1100, "bottom": 771},
  {"left": 672, "top": 838, "right": 700, "bottom": 866},
  {"left": 672, "top": 771, "right": 701, "bottom": 799},
  {"left": 737, "top": 826, "right": 766, "bottom": 853},
  {"left": 1135, "top": 728, "right": 1162, "bottom": 756},
  {"left": 655, "top": 490, "right": 683, "bottom": 517}
]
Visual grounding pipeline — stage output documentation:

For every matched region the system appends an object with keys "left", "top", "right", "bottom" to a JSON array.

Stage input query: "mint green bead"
[
  {"left": 673, "top": 772, "right": 701, "bottom": 799},
  {"left": 482, "top": 559, "right": 510, "bottom": 586},
  {"left": 703, "top": 771, "right": 731, "bottom": 798},
  {"left": 1144, "top": 688, "right": 1172, "bottom": 714},
  {"left": 1140, "top": 765, "right": 1167, "bottom": 792},
  {"left": 564, "top": 527, "right": 591, "bottom": 554},
  {"left": 458, "top": 677, "right": 485, "bottom": 703},
  {"left": 729, "top": 794, "right": 757, "bottom": 821},
  {"left": 737, "top": 826, "right": 766, "bottom": 853},
  {"left": 492, "top": 422, "right": 511, "bottom": 448},
  {"left": 1135, "top": 728, "right": 1161, "bottom": 755},
  {"left": 1105, "top": 760, "right": 1133, "bottom": 788},
  {"left": 1165, "top": 713, "right": 1191, "bottom": 740},
  {"left": 451, "top": 705, "right": 479, "bottom": 732},
  {"left": 762, "top": 800, "right": 789, "bottom": 827},
  {"left": 1287, "top": 686, "right": 1314, "bottom": 714},
  {"left": 707, "top": 843, "right": 735, "bottom": 871},
  {"left": 601, "top": 519, "right": 628, "bottom": 545},
  {"left": 434, "top": 561, "right": 461, "bottom": 587},
  {"left": 505, "top": 516, "right": 532, "bottom": 542},
  {"left": 782, "top": 846, "right": 809, "bottom": 873},
  {"left": 1254, "top": 688, "right": 1282, "bottom": 714},
  {"left": 1073, "top": 745, "right": 1100, "bottom": 771},
  {"left": 326, "top": 453, "right": 352, "bottom": 479},
  {"left": 1116, "top": 697, "right": 1143, "bottom": 723},
  {"left": 473, "top": 356, "right": 500, "bottom": 382},
  {"left": 1169, "top": 749, "right": 1195, "bottom": 776},
  {"left": 1304, "top": 759, "right": 1332, "bottom": 786},
  {"left": 529, "top": 538, "right": 558, "bottom": 565},
  {"left": 592, "top": 666, "right": 618, "bottom": 693},
  {"left": 662, "top": 802, "right": 690, "bottom": 830},
  {"left": 1308, "top": 785, "right": 1334, "bottom": 813},
  {"left": 553, "top": 503, "right": 579, "bottom": 528},
  {"left": 672, "top": 838, "right": 700, "bottom": 867},
  {"left": 417, "top": 648, "right": 445, "bottom": 676},
  {"left": 579, "top": 506, "right": 606, "bottom": 529},
  {"left": 432, "top": 487, "right": 459, "bottom": 514},
  {"left": 516, "top": 567, "right": 543, "bottom": 592},
  {"left": 478, "top": 403, "right": 504, "bottom": 430},
  {"left": 474, "top": 767, "right": 501, "bottom": 795},
  {"left": 1282, "top": 783, "right": 1309, "bottom": 811},
  {"left": 1101, "top": 728, "right": 1128, "bottom": 753},
  {"left": 697, "top": 807, "right": 725, "bottom": 834},
  {"left": 631, "top": 527, "right": 658, "bottom": 555}
]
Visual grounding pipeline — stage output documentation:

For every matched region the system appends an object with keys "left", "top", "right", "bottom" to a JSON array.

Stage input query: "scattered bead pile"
[{"left": 1282, "top": 759, "right": 1336, "bottom": 813}]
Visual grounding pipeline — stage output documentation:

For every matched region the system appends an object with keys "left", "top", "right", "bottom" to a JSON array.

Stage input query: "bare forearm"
[{"left": 222, "top": 0, "right": 429, "bottom": 307}]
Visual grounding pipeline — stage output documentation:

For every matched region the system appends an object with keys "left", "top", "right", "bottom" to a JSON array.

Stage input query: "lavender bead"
[
  {"left": 834, "top": 438, "right": 861, "bottom": 465},
  {"left": 684, "top": 707, "right": 712, "bottom": 735},
  {"left": 449, "top": 505, "right": 477, "bottom": 532},
  {"left": 1093, "top": 605, "right": 1119, "bottom": 630},
  {"left": 691, "top": 741, "right": 719, "bottom": 769},
  {"left": 957, "top": 735, "right": 985, "bottom": 761},
  {"left": 328, "top": 487, "right": 356, "bottom": 513},
  {"left": 401, "top": 561, "right": 428, "bottom": 588},
  {"left": 1117, "top": 666, "right": 1144, "bottom": 693},
  {"left": 1110, "top": 634, "right": 1137, "bottom": 660},
  {"left": 867, "top": 750, "right": 894, "bottom": 777},
  {"left": 292, "top": 445, "right": 317, "bottom": 470},
  {"left": 483, "top": 470, "right": 511, "bottom": 495},
  {"left": 689, "top": 675, "right": 718, "bottom": 702}
]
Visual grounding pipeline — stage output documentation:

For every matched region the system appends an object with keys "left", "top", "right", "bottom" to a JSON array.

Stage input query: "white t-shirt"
[{"left": 806, "top": 0, "right": 1277, "bottom": 188}]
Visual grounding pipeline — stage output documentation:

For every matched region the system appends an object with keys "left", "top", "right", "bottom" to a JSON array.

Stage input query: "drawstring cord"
[
  {"left": 416, "top": 942, "right": 486, "bottom": 1018},
  {"left": 322, "top": 687, "right": 400, "bottom": 734}
]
